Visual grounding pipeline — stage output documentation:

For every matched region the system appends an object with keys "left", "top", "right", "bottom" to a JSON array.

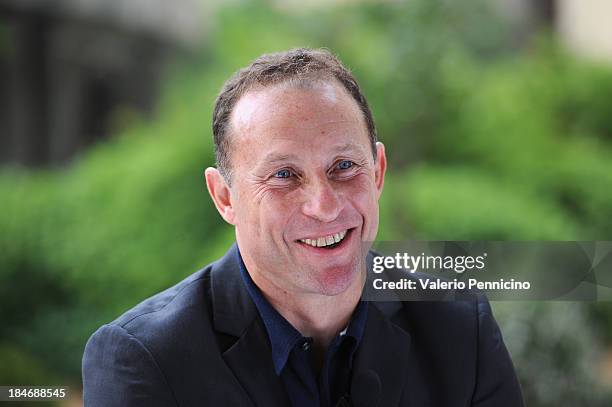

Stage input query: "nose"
[{"left": 301, "top": 176, "right": 343, "bottom": 223}]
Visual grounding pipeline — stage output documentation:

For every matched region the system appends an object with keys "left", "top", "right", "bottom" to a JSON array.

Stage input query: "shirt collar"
[{"left": 236, "top": 246, "right": 368, "bottom": 375}]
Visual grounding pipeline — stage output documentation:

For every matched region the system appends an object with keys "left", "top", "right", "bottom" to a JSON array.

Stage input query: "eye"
[
  {"left": 336, "top": 160, "right": 354, "bottom": 170},
  {"left": 274, "top": 169, "right": 293, "bottom": 178}
]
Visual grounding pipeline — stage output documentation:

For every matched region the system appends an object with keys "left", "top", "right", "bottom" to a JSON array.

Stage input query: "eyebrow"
[
  {"left": 262, "top": 142, "right": 364, "bottom": 165},
  {"left": 261, "top": 152, "right": 300, "bottom": 165},
  {"left": 331, "top": 142, "right": 366, "bottom": 156}
]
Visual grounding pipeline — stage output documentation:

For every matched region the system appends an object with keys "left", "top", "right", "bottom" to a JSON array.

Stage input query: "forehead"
[{"left": 228, "top": 81, "right": 370, "bottom": 157}]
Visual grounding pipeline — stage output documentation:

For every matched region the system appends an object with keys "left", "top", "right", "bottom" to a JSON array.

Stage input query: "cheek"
[
  {"left": 346, "top": 174, "right": 378, "bottom": 205},
  {"left": 345, "top": 175, "right": 380, "bottom": 230},
  {"left": 250, "top": 189, "right": 300, "bottom": 237},
  {"left": 233, "top": 188, "right": 266, "bottom": 238}
]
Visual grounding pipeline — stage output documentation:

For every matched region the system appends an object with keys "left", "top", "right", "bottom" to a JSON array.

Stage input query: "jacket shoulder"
[{"left": 103, "top": 261, "right": 217, "bottom": 352}]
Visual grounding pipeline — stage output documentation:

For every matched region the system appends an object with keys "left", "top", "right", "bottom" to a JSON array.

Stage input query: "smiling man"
[{"left": 82, "top": 48, "right": 524, "bottom": 407}]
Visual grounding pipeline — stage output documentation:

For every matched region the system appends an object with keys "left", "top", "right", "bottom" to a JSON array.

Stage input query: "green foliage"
[
  {"left": 379, "top": 165, "right": 579, "bottom": 241},
  {"left": 433, "top": 47, "right": 612, "bottom": 238},
  {"left": 2, "top": 0, "right": 612, "bottom": 405},
  {"left": 0, "top": 63, "right": 231, "bottom": 378},
  {"left": 0, "top": 343, "right": 59, "bottom": 385},
  {"left": 0, "top": 345, "right": 60, "bottom": 406}
]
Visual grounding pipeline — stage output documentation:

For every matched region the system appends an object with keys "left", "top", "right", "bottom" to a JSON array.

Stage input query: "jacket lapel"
[
  {"left": 353, "top": 302, "right": 433, "bottom": 407},
  {"left": 210, "top": 244, "right": 290, "bottom": 407},
  {"left": 222, "top": 317, "right": 290, "bottom": 407},
  {"left": 354, "top": 247, "right": 432, "bottom": 406}
]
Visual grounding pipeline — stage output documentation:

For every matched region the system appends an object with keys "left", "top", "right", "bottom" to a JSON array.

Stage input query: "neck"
[{"left": 248, "top": 263, "right": 365, "bottom": 350}]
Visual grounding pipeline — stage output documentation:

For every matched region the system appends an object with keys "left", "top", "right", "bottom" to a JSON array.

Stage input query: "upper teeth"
[{"left": 300, "top": 230, "right": 348, "bottom": 248}]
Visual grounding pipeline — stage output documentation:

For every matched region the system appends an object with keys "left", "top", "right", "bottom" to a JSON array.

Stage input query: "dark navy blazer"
[{"left": 82, "top": 243, "right": 524, "bottom": 406}]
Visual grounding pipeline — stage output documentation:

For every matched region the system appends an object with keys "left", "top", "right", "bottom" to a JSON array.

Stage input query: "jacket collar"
[
  {"left": 210, "top": 243, "right": 258, "bottom": 337},
  {"left": 209, "top": 243, "right": 426, "bottom": 406},
  {"left": 210, "top": 243, "right": 289, "bottom": 407}
]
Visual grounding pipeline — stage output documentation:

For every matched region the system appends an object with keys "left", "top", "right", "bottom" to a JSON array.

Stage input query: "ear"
[
  {"left": 374, "top": 142, "right": 387, "bottom": 199},
  {"left": 204, "top": 167, "right": 236, "bottom": 225}
]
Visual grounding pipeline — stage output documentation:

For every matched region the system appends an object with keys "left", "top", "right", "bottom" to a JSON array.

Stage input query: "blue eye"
[
  {"left": 274, "top": 169, "right": 292, "bottom": 178},
  {"left": 337, "top": 160, "right": 353, "bottom": 170}
]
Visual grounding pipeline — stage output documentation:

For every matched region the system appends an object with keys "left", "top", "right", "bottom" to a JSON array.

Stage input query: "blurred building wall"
[
  {"left": 0, "top": 0, "right": 202, "bottom": 167},
  {"left": 494, "top": 0, "right": 612, "bottom": 64},
  {"left": 557, "top": 0, "right": 612, "bottom": 63}
]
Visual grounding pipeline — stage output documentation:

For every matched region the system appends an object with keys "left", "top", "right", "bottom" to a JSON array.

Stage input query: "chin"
[{"left": 310, "top": 262, "right": 362, "bottom": 296}]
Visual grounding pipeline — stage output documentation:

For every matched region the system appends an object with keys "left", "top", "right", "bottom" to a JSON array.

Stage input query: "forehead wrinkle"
[
  {"left": 260, "top": 141, "right": 368, "bottom": 166},
  {"left": 331, "top": 141, "right": 365, "bottom": 152},
  {"left": 257, "top": 120, "right": 357, "bottom": 137},
  {"left": 262, "top": 151, "right": 300, "bottom": 165}
]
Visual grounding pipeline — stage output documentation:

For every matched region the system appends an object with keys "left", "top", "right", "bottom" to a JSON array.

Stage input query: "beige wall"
[{"left": 557, "top": 0, "right": 612, "bottom": 63}]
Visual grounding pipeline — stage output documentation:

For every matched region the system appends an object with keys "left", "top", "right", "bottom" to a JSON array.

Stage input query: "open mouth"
[{"left": 297, "top": 228, "right": 352, "bottom": 250}]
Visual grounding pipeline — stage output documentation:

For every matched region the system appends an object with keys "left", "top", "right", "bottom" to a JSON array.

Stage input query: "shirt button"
[{"left": 301, "top": 340, "right": 311, "bottom": 351}]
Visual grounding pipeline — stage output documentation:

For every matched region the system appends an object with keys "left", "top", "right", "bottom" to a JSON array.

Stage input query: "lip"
[
  {"left": 295, "top": 226, "right": 356, "bottom": 242},
  {"left": 294, "top": 227, "right": 356, "bottom": 254}
]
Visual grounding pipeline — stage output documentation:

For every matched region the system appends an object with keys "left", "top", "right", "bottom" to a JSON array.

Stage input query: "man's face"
[{"left": 221, "top": 81, "right": 385, "bottom": 297}]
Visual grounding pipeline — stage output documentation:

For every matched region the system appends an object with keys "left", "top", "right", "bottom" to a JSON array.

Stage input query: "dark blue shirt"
[{"left": 237, "top": 248, "right": 368, "bottom": 407}]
